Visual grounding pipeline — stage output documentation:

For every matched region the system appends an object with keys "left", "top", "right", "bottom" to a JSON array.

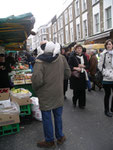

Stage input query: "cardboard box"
[
  {"left": 0, "top": 114, "right": 20, "bottom": 127},
  {"left": 0, "top": 88, "right": 10, "bottom": 101},
  {"left": 10, "top": 96, "right": 31, "bottom": 106}
]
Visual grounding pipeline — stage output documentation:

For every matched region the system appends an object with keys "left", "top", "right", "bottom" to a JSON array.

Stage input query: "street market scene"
[{"left": 0, "top": 0, "right": 113, "bottom": 150}]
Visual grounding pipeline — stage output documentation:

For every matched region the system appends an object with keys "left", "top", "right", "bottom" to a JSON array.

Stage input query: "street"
[{"left": 0, "top": 87, "right": 113, "bottom": 150}]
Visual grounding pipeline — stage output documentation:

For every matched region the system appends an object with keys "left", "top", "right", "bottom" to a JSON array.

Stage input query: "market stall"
[
  {"left": 0, "top": 12, "right": 36, "bottom": 96},
  {"left": 0, "top": 13, "right": 39, "bottom": 137}
]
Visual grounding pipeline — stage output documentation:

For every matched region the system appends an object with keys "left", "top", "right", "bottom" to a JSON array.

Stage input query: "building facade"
[{"left": 32, "top": 0, "right": 113, "bottom": 49}]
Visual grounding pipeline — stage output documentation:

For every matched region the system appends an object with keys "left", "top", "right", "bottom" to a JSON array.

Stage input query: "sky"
[{"left": 0, "top": 0, "right": 65, "bottom": 30}]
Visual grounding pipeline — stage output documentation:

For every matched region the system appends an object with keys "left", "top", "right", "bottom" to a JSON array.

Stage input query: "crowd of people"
[
  {"left": 1, "top": 39, "right": 113, "bottom": 148},
  {"left": 31, "top": 39, "right": 113, "bottom": 148}
]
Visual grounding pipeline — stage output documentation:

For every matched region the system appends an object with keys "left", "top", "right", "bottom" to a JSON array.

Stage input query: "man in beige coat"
[{"left": 31, "top": 41, "right": 71, "bottom": 148}]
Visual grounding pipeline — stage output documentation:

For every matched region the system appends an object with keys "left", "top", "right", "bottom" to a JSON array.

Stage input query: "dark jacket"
[
  {"left": 6, "top": 56, "right": 15, "bottom": 66},
  {"left": 89, "top": 54, "right": 98, "bottom": 76},
  {"left": 0, "top": 62, "right": 11, "bottom": 88},
  {"left": 68, "top": 52, "right": 88, "bottom": 90}
]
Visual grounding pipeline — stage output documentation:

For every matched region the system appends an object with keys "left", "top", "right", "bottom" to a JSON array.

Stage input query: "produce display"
[
  {"left": 11, "top": 88, "right": 29, "bottom": 94},
  {"left": 13, "top": 73, "right": 32, "bottom": 85},
  {"left": 0, "top": 88, "right": 9, "bottom": 93},
  {"left": 11, "top": 64, "right": 29, "bottom": 71}
]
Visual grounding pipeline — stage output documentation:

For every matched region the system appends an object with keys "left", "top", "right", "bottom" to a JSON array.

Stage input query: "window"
[
  {"left": 76, "top": 24, "right": 80, "bottom": 39},
  {"left": 58, "top": 19, "right": 60, "bottom": 30},
  {"left": 54, "top": 23, "right": 57, "bottom": 33},
  {"left": 42, "top": 28, "right": 46, "bottom": 34},
  {"left": 76, "top": 0, "right": 80, "bottom": 16},
  {"left": 61, "top": 30, "right": 64, "bottom": 45},
  {"left": 82, "top": 0, "right": 87, "bottom": 11},
  {"left": 65, "top": 10, "right": 68, "bottom": 25},
  {"left": 83, "top": 20, "right": 88, "bottom": 37},
  {"left": 58, "top": 33, "right": 61, "bottom": 44},
  {"left": 60, "top": 16, "right": 63, "bottom": 28},
  {"left": 69, "top": 6, "right": 73, "bottom": 21},
  {"left": 70, "top": 23, "right": 74, "bottom": 42},
  {"left": 94, "top": 13, "right": 99, "bottom": 33},
  {"left": 106, "top": 7, "right": 112, "bottom": 29},
  {"left": 65, "top": 26, "right": 69, "bottom": 43},
  {"left": 53, "top": 33, "right": 57, "bottom": 43},
  {"left": 92, "top": 0, "right": 99, "bottom": 5}
]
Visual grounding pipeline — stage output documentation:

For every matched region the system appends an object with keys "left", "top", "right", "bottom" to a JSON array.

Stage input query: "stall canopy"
[{"left": 0, "top": 13, "right": 35, "bottom": 50}]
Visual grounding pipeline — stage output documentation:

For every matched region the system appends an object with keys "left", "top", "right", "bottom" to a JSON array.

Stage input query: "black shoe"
[
  {"left": 91, "top": 87, "right": 95, "bottom": 91},
  {"left": 88, "top": 89, "right": 91, "bottom": 92},
  {"left": 79, "top": 106, "right": 85, "bottom": 109},
  {"left": 110, "top": 108, "right": 113, "bottom": 112},
  {"left": 72, "top": 99, "right": 77, "bottom": 107},
  {"left": 64, "top": 96, "right": 67, "bottom": 100},
  {"left": 105, "top": 111, "right": 112, "bottom": 117}
]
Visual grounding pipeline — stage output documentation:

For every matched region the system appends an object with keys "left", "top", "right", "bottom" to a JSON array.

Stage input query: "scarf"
[{"left": 76, "top": 55, "right": 88, "bottom": 81}]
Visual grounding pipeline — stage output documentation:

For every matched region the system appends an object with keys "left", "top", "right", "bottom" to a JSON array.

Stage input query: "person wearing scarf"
[
  {"left": 68, "top": 44, "right": 88, "bottom": 109},
  {"left": 98, "top": 39, "right": 113, "bottom": 117},
  {"left": 31, "top": 41, "right": 71, "bottom": 148}
]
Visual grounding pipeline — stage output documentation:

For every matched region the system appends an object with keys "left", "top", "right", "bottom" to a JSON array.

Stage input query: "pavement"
[{"left": 0, "top": 87, "right": 113, "bottom": 150}]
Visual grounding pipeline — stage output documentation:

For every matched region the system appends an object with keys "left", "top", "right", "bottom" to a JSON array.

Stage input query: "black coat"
[
  {"left": 0, "top": 62, "right": 11, "bottom": 88},
  {"left": 68, "top": 52, "right": 88, "bottom": 90}
]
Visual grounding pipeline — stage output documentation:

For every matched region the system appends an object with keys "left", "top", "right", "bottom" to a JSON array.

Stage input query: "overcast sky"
[{"left": 0, "top": 0, "right": 65, "bottom": 30}]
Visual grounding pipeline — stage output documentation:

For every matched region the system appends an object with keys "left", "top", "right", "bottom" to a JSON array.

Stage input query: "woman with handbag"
[
  {"left": 68, "top": 44, "right": 88, "bottom": 109},
  {"left": 98, "top": 39, "right": 113, "bottom": 117}
]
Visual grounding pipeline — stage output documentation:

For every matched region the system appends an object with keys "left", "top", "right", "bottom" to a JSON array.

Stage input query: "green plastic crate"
[
  {"left": 0, "top": 123, "right": 20, "bottom": 137},
  {"left": 20, "top": 104, "right": 31, "bottom": 116}
]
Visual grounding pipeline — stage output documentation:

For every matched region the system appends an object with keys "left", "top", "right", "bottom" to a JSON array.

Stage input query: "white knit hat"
[{"left": 44, "top": 41, "right": 60, "bottom": 57}]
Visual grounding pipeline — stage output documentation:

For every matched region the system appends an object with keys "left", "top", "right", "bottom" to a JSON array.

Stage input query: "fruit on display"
[
  {"left": 11, "top": 63, "right": 29, "bottom": 70},
  {"left": 0, "top": 88, "right": 9, "bottom": 93},
  {"left": 24, "top": 74, "right": 32, "bottom": 79},
  {"left": 11, "top": 66, "right": 15, "bottom": 70},
  {"left": 14, "top": 74, "right": 24, "bottom": 80},
  {"left": 11, "top": 88, "right": 29, "bottom": 94}
]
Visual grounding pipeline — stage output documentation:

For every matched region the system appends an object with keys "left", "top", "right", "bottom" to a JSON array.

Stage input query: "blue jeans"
[
  {"left": 87, "top": 78, "right": 91, "bottom": 90},
  {"left": 41, "top": 107, "right": 64, "bottom": 142}
]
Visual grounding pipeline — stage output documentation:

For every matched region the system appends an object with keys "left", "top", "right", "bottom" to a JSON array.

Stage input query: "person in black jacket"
[
  {"left": 6, "top": 52, "right": 15, "bottom": 66},
  {"left": 0, "top": 54, "right": 11, "bottom": 88},
  {"left": 68, "top": 44, "right": 88, "bottom": 109},
  {"left": 61, "top": 47, "right": 70, "bottom": 99}
]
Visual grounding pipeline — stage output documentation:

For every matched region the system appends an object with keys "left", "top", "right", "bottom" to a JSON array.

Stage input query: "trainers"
[
  {"left": 37, "top": 141, "right": 56, "bottom": 148},
  {"left": 57, "top": 136, "right": 66, "bottom": 145}
]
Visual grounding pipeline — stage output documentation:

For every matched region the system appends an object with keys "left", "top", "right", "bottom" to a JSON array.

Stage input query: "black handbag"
[
  {"left": 95, "top": 70, "right": 103, "bottom": 83},
  {"left": 71, "top": 56, "right": 80, "bottom": 78},
  {"left": 71, "top": 70, "right": 80, "bottom": 78},
  {"left": 95, "top": 53, "right": 107, "bottom": 83}
]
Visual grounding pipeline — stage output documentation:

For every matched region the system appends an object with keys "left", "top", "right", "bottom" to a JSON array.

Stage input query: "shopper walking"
[
  {"left": 68, "top": 44, "right": 88, "bottom": 109},
  {"left": 98, "top": 39, "right": 113, "bottom": 117},
  {"left": 61, "top": 47, "right": 70, "bottom": 99},
  {"left": 89, "top": 49, "right": 98, "bottom": 90},
  {"left": 32, "top": 41, "right": 71, "bottom": 148}
]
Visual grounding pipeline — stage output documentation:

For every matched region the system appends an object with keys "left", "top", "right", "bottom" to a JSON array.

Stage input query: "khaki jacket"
[{"left": 31, "top": 54, "right": 71, "bottom": 111}]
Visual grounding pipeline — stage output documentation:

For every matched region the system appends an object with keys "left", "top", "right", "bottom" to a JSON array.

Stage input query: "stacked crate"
[{"left": 0, "top": 89, "right": 20, "bottom": 137}]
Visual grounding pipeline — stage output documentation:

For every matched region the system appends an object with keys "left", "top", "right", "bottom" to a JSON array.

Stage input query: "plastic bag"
[
  {"left": 10, "top": 88, "right": 32, "bottom": 99},
  {"left": 0, "top": 101, "right": 20, "bottom": 114},
  {"left": 31, "top": 97, "right": 42, "bottom": 121}
]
